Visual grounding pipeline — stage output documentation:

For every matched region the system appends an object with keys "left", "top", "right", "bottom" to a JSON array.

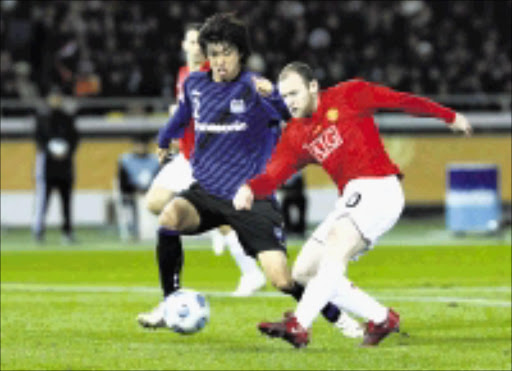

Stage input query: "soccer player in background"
[
  {"left": 233, "top": 62, "right": 472, "bottom": 348},
  {"left": 137, "top": 14, "right": 357, "bottom": 335},
  {"left": 144, "top": 23, "right": 266, "bottom": 297}
]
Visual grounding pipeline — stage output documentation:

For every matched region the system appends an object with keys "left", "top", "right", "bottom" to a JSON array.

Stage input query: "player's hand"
[
  {"left": 168, "top": 103, "right": 178, "bottom": 117},
  {"left": 157, "top": 147, "right": 170, "bottom": 164},
  {"left": 252, "top": 76, "right": 274, "bottom": 97},
  {"left": 233, "top": 184, "right": 254, "bottom": 210},
  {"left": 449, "top": 112, "right": 473, "bottom": 136}
]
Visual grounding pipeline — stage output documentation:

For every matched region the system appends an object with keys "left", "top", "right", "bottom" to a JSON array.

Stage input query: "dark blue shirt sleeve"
[
  {"left": 157, "top": 79, "right": 193, "bottom": 148},
  {"left": 261, "top": 86, "right": 292, "bottom": 122}
]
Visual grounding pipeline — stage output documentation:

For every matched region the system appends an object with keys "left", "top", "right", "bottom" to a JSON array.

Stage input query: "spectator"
[
  {"left": 115, "top": 135, "right": 159, "bottom": 240},
  {"left": 32, "top": 89, "right": 79, "bottom": 244},
  {"left": 1, "top": 1, "right": 510, "bottom": 97}
]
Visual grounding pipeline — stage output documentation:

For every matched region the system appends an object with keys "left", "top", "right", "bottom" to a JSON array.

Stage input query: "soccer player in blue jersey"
[{"left": 137, "top": 13, "right": 350, "bottom": 333}]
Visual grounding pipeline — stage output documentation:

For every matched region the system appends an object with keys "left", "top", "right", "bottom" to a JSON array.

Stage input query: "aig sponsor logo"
[{"left": 303, "top": 125, "right": 343, "bottom": 162}]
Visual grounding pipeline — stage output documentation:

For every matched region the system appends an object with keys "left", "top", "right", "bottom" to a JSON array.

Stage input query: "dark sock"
[
  {"left": 281, "top": 281, "right": 341, "bottom": 323},
  {"left": 156, "top": 228, "right": 184, "bottom": 297}
]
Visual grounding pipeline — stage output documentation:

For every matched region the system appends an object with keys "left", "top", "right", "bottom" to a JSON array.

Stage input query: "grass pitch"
[{"left": 1, "top": 221, "right": 511, "bottom": 370}]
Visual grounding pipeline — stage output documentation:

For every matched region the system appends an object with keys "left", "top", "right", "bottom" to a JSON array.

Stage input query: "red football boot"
[
  {"left": 259, "top": 311, "right": 310, "bottom": 348},
  {"left": 361, "top": 308, "right": 400, "bottom": 346},
  {"left": 258, "top": 311, "right": 293, "bottom": 338}
]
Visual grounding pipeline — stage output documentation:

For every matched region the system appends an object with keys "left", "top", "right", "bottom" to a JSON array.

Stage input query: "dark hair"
[
  {"left": 279, "top": 62, "right": 316, "bottom": 84},
  {"left": 198, "top": 13, "right": 251, "bottom": 65}
]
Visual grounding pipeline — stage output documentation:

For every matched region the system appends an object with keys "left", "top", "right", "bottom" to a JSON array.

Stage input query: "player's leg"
[
  {"left": 257, "top": 218, "right": 364, "bottom": 347},
  {"left": 138, "top": 184, "right": 223, "bottom": 329},
  {"left": 146, "top": 154, "right": 223, "bottom": 257},
  {"left": 32, "top": 176, "right": 52, "bottom": 243},
  {"left": 137, "top": 155, "right": 195, "bottom": 328},
  {"left": 57, "top": 178, "right": 74, "bottom": 244},
  {"left": 145, "top": 184, "right": 175, "bottom": 215},
  {"left": 293, "top": 216, "right": 369, "bottom": 328},
  {"left": 209, "top": 226, "right": 226, "bottom": 255},
  {"left": 294, "top": 176, "right": 405, "bottom": 346},
  {"left": 258, "top": 217, "right": 367, "bottom": 348},
  {"left": 156, "top": 195, "right": 201, "bottom": 292},
  {"left": 217, "top": 224, "right": 266, "bottom": 297},
  {"left": 137, "top": 195, "right": 201, "bottom": 328},
  {"left": 228, "top": 198, "right": 342, "bottom": 319},
  {"left": 292, "top": 235, "right": 364, "bottom": 338},
  {"left": 144, "top": 155, "right": 188, "bottom": 215}
]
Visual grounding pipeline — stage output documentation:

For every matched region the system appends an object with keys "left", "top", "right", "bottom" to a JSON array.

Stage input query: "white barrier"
[{"left": 0, "top": 188, "right": 339, "bottom": 232}]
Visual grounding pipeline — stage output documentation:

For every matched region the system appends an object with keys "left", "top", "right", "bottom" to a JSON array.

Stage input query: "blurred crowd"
[{"left": 1, "top": 0, "right": 511, "bottom": 99}]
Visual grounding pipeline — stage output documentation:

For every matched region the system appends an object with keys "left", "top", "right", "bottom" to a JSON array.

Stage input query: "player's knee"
[
  {"left": 271, "top": 278, "right": 292, "bottom": 291},
  {"left": 146, "top": 188, "right": 174, "bottom": 215},
  {"left": 146, "top": 196, "right": 164, "bottom": 215},
  {"left": 268, "top": 273, "right": 293, "bottom": 291},
  {"left": 158, "top": 202, "right": 184, "bottom": 230},
  {"left": 159, "top": 198, "right": 198, "bottom": 231}
]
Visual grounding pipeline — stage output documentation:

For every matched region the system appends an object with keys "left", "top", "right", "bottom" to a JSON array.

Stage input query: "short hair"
[
  {"left": 198, "top": 12, "right": 251, "bottom": 65},
  {"left": 279, "top": 62, "right": 316, "bottom": 85}
]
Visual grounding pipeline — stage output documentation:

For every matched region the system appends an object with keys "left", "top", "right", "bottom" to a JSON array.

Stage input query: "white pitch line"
[{"left": 1, "top": 283, "right": 510, "bottom": 307}]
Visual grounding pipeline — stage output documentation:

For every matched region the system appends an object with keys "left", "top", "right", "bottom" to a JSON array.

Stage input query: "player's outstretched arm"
[
  {"left": 449, "top": 112, "right": 473, "bottom": 136},
  {"left": 350, "top": 80, "right": 462, "bottom": 127}
]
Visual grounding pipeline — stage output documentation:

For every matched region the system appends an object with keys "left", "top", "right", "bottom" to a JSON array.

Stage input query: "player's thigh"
[
  {"left": 257, "top": 250, "right": 292, "bottom": 289},
  {"left": 292, "top": 237, "right": 324, "bottom": 285},
  {"left": 323, "top": 216, "right": 368, "bottom": 268},
  {"left": 159, "top": 196, "right": 201, "bottom": 232},
  {"left": 148, "top": 154, "right": 194, "bottom": 210},
  {"left": 312, "top": 175, "right": 404, "bottom": 266},
  {"left": 218, "top": 225, "right": 232, "bottom": 235},
  {"left": 227, "top": 198, "right": 285, "bottom": 258},
  {"left": 177, "top": 183, "right": 227, "bottom": 234},
  {"left": 145, "top": 184, "right": 175, "bottom": 215}
]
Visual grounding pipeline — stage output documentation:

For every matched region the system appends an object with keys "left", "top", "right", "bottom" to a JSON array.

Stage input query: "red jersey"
[
  {"left": 174, "top": 61, "right": 210, "bottom": 159},
  {"left": 249, "top": 79, "right": 456, "bottom": 197}
]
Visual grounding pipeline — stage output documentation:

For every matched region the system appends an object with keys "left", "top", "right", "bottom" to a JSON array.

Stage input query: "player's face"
[
  {"left": 278, "top": 73, "right": 317, "bottom": 118},
  {"left": 182, "top": 30, "right": 205, "bottom": 65},
  {"left": 206, "top": 42, "right": 242, "bottom": 82}
]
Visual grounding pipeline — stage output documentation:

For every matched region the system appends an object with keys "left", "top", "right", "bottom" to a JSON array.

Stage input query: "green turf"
[{"left": 1, "top": 225, "right": 511, "bottom": 370}]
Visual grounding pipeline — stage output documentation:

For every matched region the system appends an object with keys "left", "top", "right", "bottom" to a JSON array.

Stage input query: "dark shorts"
[{"left": 179, "top": 183, "right": 286, "bottom": 258}]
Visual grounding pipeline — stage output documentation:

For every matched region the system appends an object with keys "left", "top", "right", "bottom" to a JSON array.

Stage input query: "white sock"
[
  {"left": 210, "top": 229, "right": 225, "bottom": 254},
  {"left": 295, "top": 261, "right": 340, "bottom": 329},
  {"left": 331, "top": 276, "right": 388, "bottom": 324},
  {"left": 225, "top": 231, "right": 262, "bottom": 276}
]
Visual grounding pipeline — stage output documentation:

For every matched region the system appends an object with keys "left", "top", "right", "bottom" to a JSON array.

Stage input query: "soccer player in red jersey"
[{"left": 234, "top": 62, "right": 472, "bottom": 348}]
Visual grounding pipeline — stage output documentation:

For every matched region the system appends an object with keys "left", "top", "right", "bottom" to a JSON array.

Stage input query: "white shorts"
[
  {"left": 311, "top": 175, "right": 405, "bottom": 251},
  {"left": 151, "top": 153, "right": 195, "bottom": 192}
]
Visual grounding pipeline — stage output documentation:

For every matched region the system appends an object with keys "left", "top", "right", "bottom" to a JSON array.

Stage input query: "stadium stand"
[{"left": 1, "top": 0, "right": 510, "bottom": 101}]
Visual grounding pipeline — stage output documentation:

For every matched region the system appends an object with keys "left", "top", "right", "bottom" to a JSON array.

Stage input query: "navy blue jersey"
[{"left": 158, "top": 70, "right": 290, "bottom": 199}]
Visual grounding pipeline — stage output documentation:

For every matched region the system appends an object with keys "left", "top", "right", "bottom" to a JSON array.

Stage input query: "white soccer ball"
[{"left": 163, "top": 289, "right": 210, "bottom": 334}]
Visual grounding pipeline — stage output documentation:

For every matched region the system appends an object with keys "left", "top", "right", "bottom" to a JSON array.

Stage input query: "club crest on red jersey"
[
  {"left": 303, "top": 126, "right": 343, "bottom": 162},
  {"left": 326, "top": 108, "right": 339, "bottom": 122}
]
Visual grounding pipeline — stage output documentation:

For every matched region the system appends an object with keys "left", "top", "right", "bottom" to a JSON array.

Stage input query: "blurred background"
[{"left": 1, "top": 0, "right": 511, "bottom": 240}]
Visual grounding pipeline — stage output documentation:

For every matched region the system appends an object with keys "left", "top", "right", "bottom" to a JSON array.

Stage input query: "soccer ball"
[{"left": 163, "top": 289, "right": 210, "bottom": 334}]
